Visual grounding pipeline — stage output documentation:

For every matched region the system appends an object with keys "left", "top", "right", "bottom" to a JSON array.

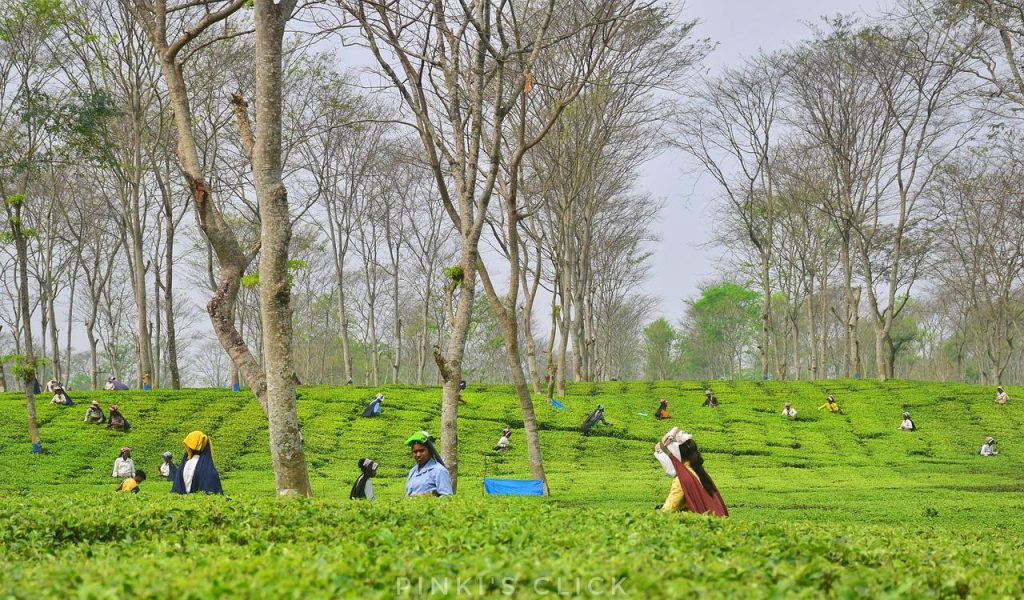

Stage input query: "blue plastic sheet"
[
  {"left": 483, "top": 478, "right": 544, "bottom": 496},
  {"left": 549, "top": 398, "right": 566, "bottom": 409}
]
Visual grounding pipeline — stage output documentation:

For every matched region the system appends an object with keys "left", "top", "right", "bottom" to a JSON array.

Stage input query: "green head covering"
[
  {"left": 405, "top": 430, "right": 445, "bottom": 466},
  {"left": 405, "top": 430, "right": 431, "bottom": 446}
]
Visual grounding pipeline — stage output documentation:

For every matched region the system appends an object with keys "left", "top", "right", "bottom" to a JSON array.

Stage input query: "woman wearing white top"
[
  {"left": 898, "top": 412, "right": 916, "bottom": 431},
  {"left": 781, "top": 402, "right": 797, "bottom": 417},
  {"left": 112, "top": 447, "right": 135, "bottom": 478}
]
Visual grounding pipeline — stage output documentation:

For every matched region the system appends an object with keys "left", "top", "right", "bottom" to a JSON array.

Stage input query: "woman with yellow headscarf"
[{"left": 170, "top": 431, "right": 223, "bottom": 494}]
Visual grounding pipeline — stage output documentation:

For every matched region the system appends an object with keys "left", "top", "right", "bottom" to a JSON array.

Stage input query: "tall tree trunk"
[
  {"left": 338, "top": 281, "right": 353, "bottom": 383},
  {"left": 520, "top": 240, "right": 542, "bottom": 394},
  {"left": 6, "top": 197, "right": 41, "bottom": 448},
  {"left": 434, "top": 236, "right": 486, "bottom": 493},
  {"left": 250, "top": 0, "right": 310, "bottom": 496},
  {"left": 129, "top": 178, "right": 154, "bottom": 389},
  {"left": 760, "top": 251, "right": 771, "bottom": 380},
  {"left": 840, "top": 240, "right": 860, "bottom": 377},
  {"left": 164, "top": 211, "right": 181, "bottom": 389}
]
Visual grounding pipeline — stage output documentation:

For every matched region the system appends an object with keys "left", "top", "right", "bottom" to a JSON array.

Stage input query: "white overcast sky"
[{"left": 643, "top": 0, "right": 880, "bottom": 320}]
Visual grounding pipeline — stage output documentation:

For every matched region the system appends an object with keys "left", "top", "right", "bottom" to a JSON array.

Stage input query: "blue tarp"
[
  {"left": 483, "top": 478, "right": 544, "bottom": 496},
  {"left": 549, "top": 398, "right": 566, "bottom": 409}
]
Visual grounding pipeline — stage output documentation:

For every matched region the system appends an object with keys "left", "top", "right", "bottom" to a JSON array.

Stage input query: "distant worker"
[
  {"left": 702, "top": 389, "right": 719, "bottom": 408},
  {"left": 83, "top": 400, "right": 106, "bottom": 424},
  {"left": 898, "top": 412, "right": 917, "bottom": 431},
  {"left": 980, "top": 436, "right": 998, "bottom": 457},
  {"left": 404, "top": 430, "right": 452, "bottom": 497},
  {"left": 117, "top": 470, "right": 146, "bottom": 493},
  {"left": 105, "top": 376, "right": 129, "bottom": 391},
  {"left": 995, "top": 386, "right": 1009, "bottom": 405},
  {"left": 495, "top": 427, "right": 512, "bottom": 451},
  {"left": 171, "top": 431, "right": 223, "bottom": 494},
  {"left": 818, "top": 395, "right": 842, "bottom": 414},
  {"left": 49, "top": 383, "right": 73, "bottom": 406},
  {"left": 159, "top": 451, "right": 177, "bottom": 481},
  {"left": 106, "top": 405, "right": 130, "bottom": 432},
  {"left": 581, "top": 404, "right": 612, "bottom": 434},
  {"left": 350, "top": 458, "right": 379, "bottom": 500},
  {"left": 653, "top": 428, "right": 728, "bottom": 517},
  {"left": 459, "top": 380, "right": 467, "bottom": 391},
  {"left": 782, "top": 402, "right": 797, "bottom": 418},
  {"left": 112, "top": 447, "right": 136, "bottom": 479},
  {"left": 361, "top": 393, "right": 383, "bottom": 417},
  {"left": 45, "top": 379, "right": 62, "bottom": 393},
  {"left": 655, "top": 399, "right": 670, "bottom": 420}
]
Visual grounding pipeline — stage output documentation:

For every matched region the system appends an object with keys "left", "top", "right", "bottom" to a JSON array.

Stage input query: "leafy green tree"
[
  {"left": 643, "top": 318, "right": 677, "bottom": 380},
  {"left": 680, "top": 282, "right": 760, "bottom": 379}
]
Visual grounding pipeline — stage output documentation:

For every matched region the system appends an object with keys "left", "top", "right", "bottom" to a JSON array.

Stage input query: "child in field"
[
  {"left": 702, "top": 390, "right": 719, "bottom": 408},
  {"left": 495, "top": 427, "right": 512, "bottom": 451},
  {"left": 653, "top": 428, "right": 728, "bottom": 517},
  {"left": 84, "top": 400, "right": 106, "bottom": 424},
  {"left": 818, "top": 395, "right": 842, "bottom": 414},
  {"left": 782, "top": 402, "right": 797, "bottom": 417},
  {"left": 112, "top": 447, "right": 135, "bottom": 479},
  {"left": 980, "top": 437, "right": 998, "bottom": 456},
  {"left": 655, "top": 399, "right": 670, "bottom": 420},
  {"left": 350, "top": 458, "right": 379, "bottom": 500},
  {"left": 995, "top": 387, "right": 1008, "bottom": 405},
  {"left": 117, "top": 470, "right": 146, "bottom": 493},
  {"left": 899, "top": 412, "right": 916, "bottom": 431}
]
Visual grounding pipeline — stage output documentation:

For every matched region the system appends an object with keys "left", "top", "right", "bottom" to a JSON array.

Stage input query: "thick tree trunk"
[
  {"left": 434, "top": 237, "right": 484, "bottom": 493},
  {"left": 155, "top": 50, "right": 267, "bottom": 412},
  {"left": 252, "top": 0, "right": 310, "bottom": 496}
]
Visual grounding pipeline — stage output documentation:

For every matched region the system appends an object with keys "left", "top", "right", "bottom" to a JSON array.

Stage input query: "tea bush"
[{"left": 1, "top": 380, "right": 1022, "bottom": 597}]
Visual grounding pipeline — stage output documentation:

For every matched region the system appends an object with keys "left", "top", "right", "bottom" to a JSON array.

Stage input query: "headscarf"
[
  {"left": 903, "top": 412, "right": 910, "bottom": 418},
  {"left": 350, "top": 458, "right": 378, "bottom": 499},
  {"left": 120, "top": 447, "right": 131, "bottom": 457},
  {"left": 184, "top": 431, "right": 212, "bottom": 460},
  {"left": 985, "top": 436, "right": 995, "bottom": 444},
  {"left": 501, "top": 427, "right": 511, "bottom": 438},
  {"left": 109, "top": 404, "right": 119, "bottom": 413},
  {"left": 162, "top": 451, "right": 173, "bottom": 460},
  {"left": 405, "top": 430, "right": 444, "bottom": 466},
  {"left": 171, "top": 432, "right": 222, "bottom": 494},
  {"left": 90, "top": 400, "right": 100, "bottom": 408}
]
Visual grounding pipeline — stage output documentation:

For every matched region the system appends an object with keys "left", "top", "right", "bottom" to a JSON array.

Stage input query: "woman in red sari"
[{"left": 654, "top": 430, "right": 728, "bottom": 517}]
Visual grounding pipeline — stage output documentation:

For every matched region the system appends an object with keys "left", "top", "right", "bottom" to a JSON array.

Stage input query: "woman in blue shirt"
[{"left": 405, "top": 431, "right": 453, "bottom": 496}]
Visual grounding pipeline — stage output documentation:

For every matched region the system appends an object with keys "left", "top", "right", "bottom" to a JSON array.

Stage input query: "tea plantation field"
[{"left": 2, "top": 380, "right": 1024, "bottom": 598}]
